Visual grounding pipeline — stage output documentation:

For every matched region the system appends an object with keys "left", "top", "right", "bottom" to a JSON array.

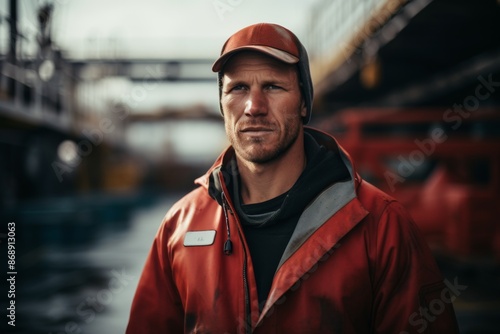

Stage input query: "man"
[{"left": 126, "top": 23, "right": 459, "bottom": 333}]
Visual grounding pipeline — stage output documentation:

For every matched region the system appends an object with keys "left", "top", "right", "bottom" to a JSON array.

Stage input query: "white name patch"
[{"left": 184, "top": 230, "right": 216, "bottom": 247}]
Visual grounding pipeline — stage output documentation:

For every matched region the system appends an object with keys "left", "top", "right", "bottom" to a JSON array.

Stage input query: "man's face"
[{"left": 220, "top": 52, "right": 307, "bottom": 164}]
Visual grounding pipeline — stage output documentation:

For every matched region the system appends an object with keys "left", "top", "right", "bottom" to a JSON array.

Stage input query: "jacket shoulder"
[
  {"left": 165, "top": 186, "right": 214, "bottom": 219},
  {"left": 356, "top": 179, "right": 398, "bottom": 219},
  {"left": 354, "top": 179, "right": 422, "bottom": 245},
  {"left": 157, "top": 186, "right": 220, "bottom": 243}
]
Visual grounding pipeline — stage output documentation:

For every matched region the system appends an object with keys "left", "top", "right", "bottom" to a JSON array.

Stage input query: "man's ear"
[
  {"left": 300, "top": 100, "right": 307, "bottom": 118},
  {"left": 218, "top": 72, "right": 225, "bottom": 117}
]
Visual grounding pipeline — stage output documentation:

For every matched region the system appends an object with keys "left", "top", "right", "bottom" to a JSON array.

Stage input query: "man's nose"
[{"left": 244, "top": 90, "right": 268, "bottom": 117}]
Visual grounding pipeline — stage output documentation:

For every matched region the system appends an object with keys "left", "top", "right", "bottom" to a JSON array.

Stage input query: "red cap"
[{"left": 212, "top": 23, "right": 300, "bottom": 72}]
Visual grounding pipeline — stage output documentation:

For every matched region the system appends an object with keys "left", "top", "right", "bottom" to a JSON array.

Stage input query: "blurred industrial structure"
[
  {"left": 306, "top": 1, "right": 500, "bottom": 331},
  {"left": 307, "top": 0, "right": 500, "bottom": 258},
  {"left": 1, "top": 3, "right": 224, "bottom": 332},
  {"left": 0, "top": 2, "right": 224, "bottom": 207},
  {"left": 0, "top": 0, "right": 499, "bottom": 333}
]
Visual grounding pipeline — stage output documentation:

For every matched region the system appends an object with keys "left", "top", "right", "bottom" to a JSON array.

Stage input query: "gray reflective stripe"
[
  {"left": 277, "top": 178, "right": 356, "bottom": 269},
  {"left": 339, "top": 147, "right": 355, "bottom": 180}
]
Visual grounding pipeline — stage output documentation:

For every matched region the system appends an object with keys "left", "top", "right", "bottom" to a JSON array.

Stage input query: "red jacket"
[{"left": 126, "top": 128, "right": 459, "bottom": 333}]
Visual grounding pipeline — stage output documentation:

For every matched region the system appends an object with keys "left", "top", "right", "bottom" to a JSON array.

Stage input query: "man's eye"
[
  {"left": 231, "top": 85, "right": 246, "bottom": 91},
  {"left": 267, "top": 85, "right": 282, "bottom": 90}
]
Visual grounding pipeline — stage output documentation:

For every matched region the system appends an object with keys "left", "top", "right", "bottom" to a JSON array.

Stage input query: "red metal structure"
[{"left": 318, "top": 108, "right": 500, "bottom": 259}]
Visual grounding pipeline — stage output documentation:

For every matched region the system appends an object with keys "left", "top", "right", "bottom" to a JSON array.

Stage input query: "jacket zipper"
[{"left": 222, "top": 191, "right": 251, "bottom": 333}]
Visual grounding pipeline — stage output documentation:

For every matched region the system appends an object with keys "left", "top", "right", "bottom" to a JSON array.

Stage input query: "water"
[{"left": 1, "top": 194, "right": 179, "bottom": 334}]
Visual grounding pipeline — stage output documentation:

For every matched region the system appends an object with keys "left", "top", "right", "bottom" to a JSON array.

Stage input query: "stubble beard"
[{"left": 226, "top": 112, "right": 303, "bottom": 165}]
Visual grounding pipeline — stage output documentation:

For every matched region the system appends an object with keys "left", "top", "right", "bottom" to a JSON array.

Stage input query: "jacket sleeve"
[
  {"left": 371, "top": 201, "right": 460, "bottom": 334},
  {"left": 126, "top": 219, "right": 184, "bottom": 333}
]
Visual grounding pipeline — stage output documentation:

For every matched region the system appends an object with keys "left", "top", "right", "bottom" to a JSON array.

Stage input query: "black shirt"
[{"left": 240, "top": 192, "right": 297, "bottom": 310}]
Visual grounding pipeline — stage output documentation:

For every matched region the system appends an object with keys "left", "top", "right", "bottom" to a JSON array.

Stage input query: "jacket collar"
[{"left": 194, "top": 127, "right": 363, "bottom": 199}]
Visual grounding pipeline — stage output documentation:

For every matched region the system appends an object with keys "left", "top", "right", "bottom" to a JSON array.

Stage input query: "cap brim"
[{"left": 212, "top": 45, "right": 299, "bottom": 72}]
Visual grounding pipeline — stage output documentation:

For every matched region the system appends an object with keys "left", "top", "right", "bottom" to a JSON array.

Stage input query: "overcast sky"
[{"left": 44, "top": 0, "right": 319, "bottom": 59}]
